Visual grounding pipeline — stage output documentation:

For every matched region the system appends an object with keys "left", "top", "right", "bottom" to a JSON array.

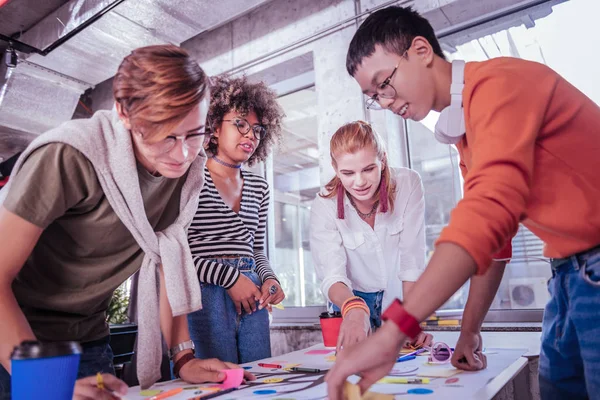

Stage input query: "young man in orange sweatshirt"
[{"left": 325, "top": 6, "right": 600, "bottom": 400}]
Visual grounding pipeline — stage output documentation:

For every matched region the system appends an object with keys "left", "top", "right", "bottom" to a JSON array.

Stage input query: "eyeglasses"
[
  {"left": 366, "top": 65, "right": 398, "bottom": 110},
  {"left": 137, "top": 130, "right": 207, "bottom": 154},
  {"left": 365, "top": 50, "right": 409, "bottom": 110},
  {"left": 222, "top": 118, "right": 266, "bottom": 141},
  {"left": 404, "top": 341, "right": 454, "bottom": 364},
  {"left": 427, "top": 342, "right": 453, "bottom": 364}
]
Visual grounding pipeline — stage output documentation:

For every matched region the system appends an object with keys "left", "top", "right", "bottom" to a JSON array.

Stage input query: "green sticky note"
[{"left": 139, "top": 389, "right": 162, "bottom": 396}]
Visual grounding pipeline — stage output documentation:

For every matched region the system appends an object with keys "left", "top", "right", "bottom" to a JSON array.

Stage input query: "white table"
[{"left": 125, "top": 342, "right": 529, "bottom": 399}]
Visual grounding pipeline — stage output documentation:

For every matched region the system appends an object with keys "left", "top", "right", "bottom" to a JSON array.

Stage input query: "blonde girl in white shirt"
[{"left": 310, "top": 121, "right": 433, "bottom": 351}]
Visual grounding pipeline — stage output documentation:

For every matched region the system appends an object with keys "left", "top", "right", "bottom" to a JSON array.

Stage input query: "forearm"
[
  {"left": 402, "top": 281, "right": 415, "bottom": 299},
  {"left": 402, "top": 243, "right": 477, "bottom": 322},
  {"left": 0, "top": 284, "right": 36, "bottom": 372},
  {"left": 328, "top": 282, "right": 356, "bottom": 309},
  {"left": 0, "top": 208, "right": 43, "bottom": 372},
  {"left": 194, "top": 256, "right": 239, "bottom": 289},
  {"left": 461, "top": 260, "right": 506, "bottom": 333},
  {"left": 158, "top": 267, "right": 191, "bottom": 362},
  {"left": 253, "top": 251, "right": 278, "bottom": 283}
]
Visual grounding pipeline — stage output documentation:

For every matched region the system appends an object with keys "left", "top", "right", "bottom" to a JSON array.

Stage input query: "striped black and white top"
[{"left": 188, "top": 167, "right": 278, "bottom": 289}]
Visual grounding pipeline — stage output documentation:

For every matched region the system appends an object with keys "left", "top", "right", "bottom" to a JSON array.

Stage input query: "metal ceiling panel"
[
  {"left": 0, "top": 62, "right": 83, "bottom": 134},
  {"left": 26, "top": 11, "right": 167, "bottom": 85}
]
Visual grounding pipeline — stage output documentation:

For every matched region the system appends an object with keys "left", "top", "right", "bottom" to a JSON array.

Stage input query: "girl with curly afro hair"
[{"left": 186, "top": 75, "right": 286, "bottom": 363}]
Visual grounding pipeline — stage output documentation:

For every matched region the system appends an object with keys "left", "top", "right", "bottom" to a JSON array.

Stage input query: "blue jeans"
[
  {"left": 540, "top": 245, "right": 600, "bottom": 400},
  {"left": 0, "top": 336, "right": 115, "bottom": 399},
  {"left": 331, "top": 290, "right": 384, "bottom": 331},
  {"left": 187, "top": 257, "right": 271, "bottom": 364}
]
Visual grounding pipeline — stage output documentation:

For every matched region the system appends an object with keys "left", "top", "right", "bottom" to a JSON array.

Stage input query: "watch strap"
[{"left": 381, "top": 298, "right": 422, "bottom": 339}]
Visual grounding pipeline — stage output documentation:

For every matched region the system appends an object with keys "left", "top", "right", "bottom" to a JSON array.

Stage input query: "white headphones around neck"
[{"left": 434, "top": 60, "right": 466, "bottom": 145}]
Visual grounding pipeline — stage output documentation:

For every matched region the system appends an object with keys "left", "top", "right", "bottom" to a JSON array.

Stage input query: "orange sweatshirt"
[{"left": 436, "top": 57, "right": 600, "bottom": 273}]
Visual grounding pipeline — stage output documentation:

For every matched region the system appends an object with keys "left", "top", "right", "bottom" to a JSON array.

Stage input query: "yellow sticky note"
[
  {"left": 283, "top": 363, "right": 301, "bottom": 371},
  {"left": 272, "top": 303, "right": 285, "bottom": 310},
  {"left": 263, "top": 378, "right": 284, "bottom": 383},
  {"left": 139, "top": 390, "right": 162, "bottom": 396},
  {"left": 343, "top": 382, "right": 362, "bottom": 400},
  {"left": 343, "top": 382, "right": 394, "bottom": 400},
  {"left": 199, "top": 386, "right": 220, "bottom": 392},
  {"left": 363, "top": 392, "right": 394, "bottom": 400}
]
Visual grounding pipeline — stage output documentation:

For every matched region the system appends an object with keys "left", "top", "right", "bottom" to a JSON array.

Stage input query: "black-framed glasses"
[
  {"left": 223, "top": 118, "right": 266, "bottom": 140},
  {"left": 365, "top": 65, "right": 398, "bottom": 110},
  {"left": 365, "top": 48, "right": 411, "bottom": 110}
]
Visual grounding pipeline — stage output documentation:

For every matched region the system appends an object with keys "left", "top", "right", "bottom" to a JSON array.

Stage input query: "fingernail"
[{"left": 259, "top": 299, "right": 264, "bottom": 304}]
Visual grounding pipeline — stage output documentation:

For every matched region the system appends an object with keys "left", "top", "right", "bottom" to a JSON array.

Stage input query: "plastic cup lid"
[{"left": 11, "top": 341, "right": 82, "bottom": 360}]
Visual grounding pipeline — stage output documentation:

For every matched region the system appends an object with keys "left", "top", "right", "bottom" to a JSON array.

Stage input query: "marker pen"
[
  {"left": 290, "top": 367, "right": 321, "bottom": 373},
  {"left": 258, "top": 363, "right": 282, "bottom": 369}
]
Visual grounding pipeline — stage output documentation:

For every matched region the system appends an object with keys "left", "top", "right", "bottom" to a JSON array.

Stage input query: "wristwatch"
[
  {"left": 381, "top": 298, "right": 422, "bottom": 339},
  {"left": 168, "top": 340, "right": 195, "bottom": 360}
]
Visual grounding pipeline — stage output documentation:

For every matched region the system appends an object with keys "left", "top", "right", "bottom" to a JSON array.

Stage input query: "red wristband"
[
  {"left": 381, "top": 298, "right": 422, "bottom": 339},
  {"left": 173, "top": 352, "right": 195, "bottom": 378}
]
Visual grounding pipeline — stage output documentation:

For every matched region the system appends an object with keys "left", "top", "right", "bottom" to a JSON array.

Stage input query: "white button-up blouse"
[{"left": 309, "top": 167, "right": 426, "bottom": 307}]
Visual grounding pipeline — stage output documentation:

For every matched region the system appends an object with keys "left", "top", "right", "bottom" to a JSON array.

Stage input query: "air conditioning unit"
[{"left": 508, "top": 277, "right": 550, "bottom": 309}]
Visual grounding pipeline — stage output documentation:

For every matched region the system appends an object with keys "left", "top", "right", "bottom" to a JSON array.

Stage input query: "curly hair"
[{"left": 206, "top": 75, "right": 285, "bottom": 166}]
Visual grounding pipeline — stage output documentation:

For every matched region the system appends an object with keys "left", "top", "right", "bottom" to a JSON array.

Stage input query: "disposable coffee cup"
[
  {"left": 319, "top": 311, "right": 343, "bottom": 347},
  {"left": 11, "top": 340, "right": 81, "bottom": 400}
]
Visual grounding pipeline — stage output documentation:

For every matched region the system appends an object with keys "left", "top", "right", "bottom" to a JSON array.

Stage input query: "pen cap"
[
  {"left": 319, "top": 312, "right": 342, "bottom": 347},
  {"left": 11, "top": 340, "right": 82, "bottom": 400}
]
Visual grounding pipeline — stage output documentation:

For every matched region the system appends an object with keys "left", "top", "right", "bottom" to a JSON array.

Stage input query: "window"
[
  {"left": 268, "top": 87, "right": 324, "bottom": 307},
  {"left": 407, "top": 0, "right": 600, "bottom": 313}
]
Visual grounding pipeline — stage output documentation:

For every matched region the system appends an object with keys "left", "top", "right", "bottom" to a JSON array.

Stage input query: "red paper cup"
[{"left": 319, "top": 312, "right": 342, "bottom": 347}]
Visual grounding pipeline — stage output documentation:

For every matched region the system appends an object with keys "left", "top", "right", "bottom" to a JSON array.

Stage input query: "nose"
[
  {"left": 243, "top": 129, "right": 256, "bottom": 141},
  {"left": 355, "top": 173, "right": 366, "bottom": 186},
  {"left": 170, "top": 137, "right": 188, "bottom": 162},
  {"left": 378, "top": 97, "right": 395, "bottom": 110}
]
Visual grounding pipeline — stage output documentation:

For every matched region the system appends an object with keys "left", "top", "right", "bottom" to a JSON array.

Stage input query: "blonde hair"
[
  {"left": 113, "top": 44, "right": 209, "bottom": 142},
  {"left": 321, "top": 121, "right": 396, "bottom": 213}
]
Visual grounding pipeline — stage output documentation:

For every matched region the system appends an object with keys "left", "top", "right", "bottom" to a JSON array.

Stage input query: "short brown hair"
[
  {"left": 113, "top": 44, "right": 209, "bottom": 142},
  {"left": 322, "top": 121, "right": 397, "bottom": 212},
  {"left": 206, "top": 75, "right": 284, "bottom": 166}
]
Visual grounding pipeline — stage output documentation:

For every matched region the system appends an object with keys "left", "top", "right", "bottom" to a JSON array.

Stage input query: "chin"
[
  {"left": 411, "top": 110, "right": 426, "bottom": 122},
  {"left": 157, "top": 165, "right": 190, "bottom": 179},
  {"left": 161, "top": 170, "right": 187, "bottom": 179},
  {"left": 235, "top": 150, "right": 254, "bottom": 162},
  {"left": 353, "top": 190, "right": 377, "bottom": 201}
]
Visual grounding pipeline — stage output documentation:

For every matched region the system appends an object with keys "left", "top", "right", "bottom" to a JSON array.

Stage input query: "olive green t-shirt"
[{"left": 3, "top": 143, "right": 185, "bottom": 343}]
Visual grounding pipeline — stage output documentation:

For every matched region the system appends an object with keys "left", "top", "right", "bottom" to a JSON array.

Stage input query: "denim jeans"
[
  {"left": 331, "top": 290, "right": 384, "bottom": 331},
  {"left": 539, "top": 245, "right": 600, "bottom": 400},
  {"left": 0, "top": 336, "right": 115, "bottom": 399},
  {"left": 187, "top": 257, "right": 271, "bottom": 364}
]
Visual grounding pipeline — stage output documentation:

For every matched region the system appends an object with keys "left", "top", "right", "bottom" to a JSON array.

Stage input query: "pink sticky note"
[
  {"left": 219, "top": 368, "right": 244, "bottom": 389},
  {"left": 305, "top": 349, "right": 334, "bottom": 355}
]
